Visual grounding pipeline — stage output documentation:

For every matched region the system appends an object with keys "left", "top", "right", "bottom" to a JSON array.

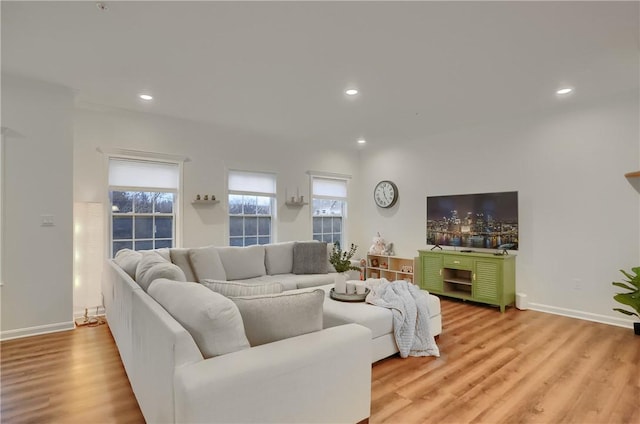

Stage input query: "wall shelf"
[
  {"left": 624, "top": 171, "right": 640, "bottom": 178},
  {"left": 285, "top": 201, "right": 308, "bottom": 207},
  {"left": 192, "top": 200, "right": 220, "bottom": 205}
]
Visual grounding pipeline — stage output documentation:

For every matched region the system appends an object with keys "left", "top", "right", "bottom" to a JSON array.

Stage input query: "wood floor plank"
[{"left": 1, "top": 298, "right": 638, "bottom": 424}]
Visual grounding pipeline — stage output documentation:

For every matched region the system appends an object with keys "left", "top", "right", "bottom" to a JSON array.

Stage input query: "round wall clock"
[{"left": 374, "top": 180, "right": 399, "bottom": 208}]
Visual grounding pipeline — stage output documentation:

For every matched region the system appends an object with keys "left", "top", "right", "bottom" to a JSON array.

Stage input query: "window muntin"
[{"left": 228, "top": 170, "right": 276, "bottom": 246}]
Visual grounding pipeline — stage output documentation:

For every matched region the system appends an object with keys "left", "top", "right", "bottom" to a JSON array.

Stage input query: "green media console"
[{"left": 418, "top": 250, "right": 516, "bottom": 312}]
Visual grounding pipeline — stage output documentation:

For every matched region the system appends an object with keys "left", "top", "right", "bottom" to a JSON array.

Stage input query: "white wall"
[
  {"left": 358, "top": 91, "right": 639, "bottom": 327},
  {"left": 1, "top": 73, "right": 75, "bottom": 339}
]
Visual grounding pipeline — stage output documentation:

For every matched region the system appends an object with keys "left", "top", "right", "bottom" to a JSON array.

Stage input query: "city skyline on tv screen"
[{"left": 426, "top": 191, "right": 519, "bottom": 250}]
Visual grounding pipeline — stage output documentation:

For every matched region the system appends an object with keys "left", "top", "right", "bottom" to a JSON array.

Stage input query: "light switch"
[{"left": 41, "top": 215, "right": 55, "bottom": 226}]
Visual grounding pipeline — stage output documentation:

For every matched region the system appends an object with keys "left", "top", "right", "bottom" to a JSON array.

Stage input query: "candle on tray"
[
  {"left": 355, "top": 282, "right": 366, "bottom": 295},
  {"left": 346, "top": 281, "right": 356, "bottom": 294}
]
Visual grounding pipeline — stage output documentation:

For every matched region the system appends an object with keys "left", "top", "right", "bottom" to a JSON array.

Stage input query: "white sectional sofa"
[
  {"left": 103, "top": 240, "right": 442, "bottom": 423},
  {"left": 103, "top": 241, "right": 372, "bottom": 423}
]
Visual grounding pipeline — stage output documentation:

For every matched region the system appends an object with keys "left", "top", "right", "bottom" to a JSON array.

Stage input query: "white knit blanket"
[{"left": 365, "top": 279, "right": 440, "bottom": 358}]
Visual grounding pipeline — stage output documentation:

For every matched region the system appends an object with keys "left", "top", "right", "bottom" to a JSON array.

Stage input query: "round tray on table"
[{"left": 329, "top": 287, "right": 370, "bottom": 302}]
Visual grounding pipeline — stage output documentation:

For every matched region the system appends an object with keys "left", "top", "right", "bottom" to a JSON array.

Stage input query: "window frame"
[
  {"left": 102, "top": 149, "right": 186, "bottom": 257},
  {"left": 227, "top": 170, "right": 277, "bottom": 246},
  {"left": 309, "top": 173, "right": 350, "bottom": 246}
]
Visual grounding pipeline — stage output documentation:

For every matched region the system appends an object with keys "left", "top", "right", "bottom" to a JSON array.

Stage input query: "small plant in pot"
[
  {"left": 612, "top": 266, "right": 640, "bottom": 335},
  {"left": 329, "top": 242, "right": 361, "bottom": 273}
]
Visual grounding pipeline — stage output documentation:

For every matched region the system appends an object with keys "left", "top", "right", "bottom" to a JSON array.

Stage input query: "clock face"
[{"left": 374, "top": 180, "right": 398, "bottom": 208}]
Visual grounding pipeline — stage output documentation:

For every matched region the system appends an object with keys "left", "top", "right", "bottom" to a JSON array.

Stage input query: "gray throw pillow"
[
  {"left": 148, "top": 279, "right": 250, "bottom": 358},
  {"left": 292, "top": 242, "right": 328, "bottom": 274},
  {"left": 232, "top": 289, "right": 324, "bottom": 346},
  {"left": 202, "top": 280, "right": 284, "bottom": 297}
]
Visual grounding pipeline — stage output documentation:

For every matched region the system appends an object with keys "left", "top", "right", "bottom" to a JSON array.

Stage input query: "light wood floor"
[{"left": 1, "top": 299, "right": 638, "bottom": 424}]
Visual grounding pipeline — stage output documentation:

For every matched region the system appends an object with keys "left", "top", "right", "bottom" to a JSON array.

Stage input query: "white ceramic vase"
[{"left": 334, "top": 273, "right": 347, "bottom": 294}]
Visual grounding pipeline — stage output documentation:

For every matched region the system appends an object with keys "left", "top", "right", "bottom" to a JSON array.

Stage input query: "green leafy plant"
[
  {"left": 329, "top": 242, "right": 361, "bottom": 273},
  {"left": 612, "top": 266, "right": 640, "bottom": 319}
]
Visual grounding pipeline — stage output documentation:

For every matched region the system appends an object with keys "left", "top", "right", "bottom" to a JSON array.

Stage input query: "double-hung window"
[
  {"left": 228, "top": 170, "right": 276, "bottom": 246},
  {"left": 108, "top": 158, "right": 180, "bottom": 257},
  {"left": 311, "top": 176, "right": 348, "bottom": 245}
]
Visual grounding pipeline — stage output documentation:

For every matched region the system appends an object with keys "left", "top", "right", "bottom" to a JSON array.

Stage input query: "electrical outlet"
[
  {"left": 40, "top": 215, "right": 55, "bottom": 226},
  {"left": 572, "top": 278, "right": 582, "bottom": 290}
]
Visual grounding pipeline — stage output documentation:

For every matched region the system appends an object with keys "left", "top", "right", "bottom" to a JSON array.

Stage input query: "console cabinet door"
[
  {"left": 473, "top": 259, "right": 501, "bottom": 303},
  {"left": 421, "top": 254, "right": 443, "bottom": 292}
]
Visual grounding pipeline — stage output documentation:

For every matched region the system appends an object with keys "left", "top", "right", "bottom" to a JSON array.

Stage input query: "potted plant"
[
  {"left": 612, "top": 266, "right": 640, "bottom": 335},
  {"left": 329, "top": 242, "right": 361, "bottom": 273}
]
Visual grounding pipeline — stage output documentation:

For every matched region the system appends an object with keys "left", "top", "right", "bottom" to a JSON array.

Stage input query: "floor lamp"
[{"left": 73, "top": 202, "right": 104, "bottom": 326}]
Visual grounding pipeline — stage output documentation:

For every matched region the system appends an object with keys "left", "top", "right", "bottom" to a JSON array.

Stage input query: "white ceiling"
[{"left": 2, "top": 1, "right": 639, "bottom": 148}]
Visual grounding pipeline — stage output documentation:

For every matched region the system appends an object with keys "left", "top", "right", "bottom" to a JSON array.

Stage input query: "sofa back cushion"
[
  {"left": 216, "top": 245, "right": 266, "bottom": 281},
  {"left": 292, "top": 242, "right": 329, "bottom": 275},
  {"left": 114, "top": 249, "right": 143, "bottom": 279},
  {"left": 202, "top": 280, "right": 283, "bottom": 297},
  {"left": 231, "top": 289, "right": 324, "bottom": 346},
  {"left": 188, "top": 246, "right": 227, "bottom": 282},
  {"left": 264, "top": 241, "right": 295, "bottom": 275},
  {"left": 169, "top": 248, "right": 197, "bottom": 282},
  {"left": 148, "top": 279, "right": 250, "bottom": 358},
  {"left": 136, "top": 251, "right": 187, "bottom": 291}
]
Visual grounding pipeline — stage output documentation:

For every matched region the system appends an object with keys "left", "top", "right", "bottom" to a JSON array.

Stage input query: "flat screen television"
[{"left": 426, "top": 191, "right": 518, "bottom": 251}]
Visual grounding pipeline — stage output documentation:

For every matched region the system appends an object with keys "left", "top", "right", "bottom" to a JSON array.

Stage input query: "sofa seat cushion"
[
  {"left": 231, "top": 290, "right": 324, "bottom": 347},
  {"left": 264, "top": 241, "right": 294, "bottom": 275},
  {"left": 324, "top": 295, "right": 393, "bottom": 339},
  {"left": 188, "top": 246, "right": 227, "bottom": 282},
  {"left": 292, "top": 242, "right": 328, "bottom": 274},
  {"left": 315, "top": 284, "right": 441, "bottom": 339},
  {"left": 135, "top": 251, "right": 187, "bottom": 291},
  {"left": 216, "top": 245, "right": 266, "bottom": 281},
  {"left": 148, "top": 279, "right": 250, "bottom": 358},
  {"left": 202, "top": 279, "right": 283, "bottom": 297}
]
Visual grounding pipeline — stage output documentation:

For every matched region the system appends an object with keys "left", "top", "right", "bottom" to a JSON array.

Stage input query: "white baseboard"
[
  {"left": 1, "top": 321, "right": 75, "bottom": 341},
  {"left": 527, "top": 302, "right": 635, "bottom": 329},
  {"left": 73, "top": 306, "right": 105, "bottom": 319}
]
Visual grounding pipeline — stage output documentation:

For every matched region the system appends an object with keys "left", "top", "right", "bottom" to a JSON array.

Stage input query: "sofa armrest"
[{"left": 174, "top": 323, "right": 372, "bottom": 423}]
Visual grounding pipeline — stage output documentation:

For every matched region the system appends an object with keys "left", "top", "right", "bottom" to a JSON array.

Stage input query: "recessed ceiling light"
[
  {"left": 345, "top": 89, "right": 359, "bottom": 96},
  {"left": 357, "top": 138, "right": 366, "bottom": 145},
  {"left": 139, "top": 94, "right": 153, "bottom": 101},
  {"left": 556, "top": 88, "right": 573, "bottom": 95}
]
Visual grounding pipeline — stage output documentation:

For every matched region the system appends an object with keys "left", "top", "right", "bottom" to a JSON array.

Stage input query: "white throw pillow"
[
  {"left": 232, "top": 289, "right": 324, "bottom": 346},
  {"left": 114, "top": 249, "right": 142, "bottom": 279},
  {"left": 136, "top": 251, "right": 186, "bottom": 291},
  {"left": 202, "top": 279, "right": 283, "bottom": 297},
  {"left": 169, "top": 248, "right": 197, "bottom": 282},
  {"left": 148, "top": 279, "right": 250, "bottom": 358},
  {"left": 188, "top": 245, "right": 227, "bottom": 282},
  {"left": 264, "top": 242, "right": 295, "bottom": 275},
  {"left": 216, "top": 245, "right": 266, "bottom": 281}
]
